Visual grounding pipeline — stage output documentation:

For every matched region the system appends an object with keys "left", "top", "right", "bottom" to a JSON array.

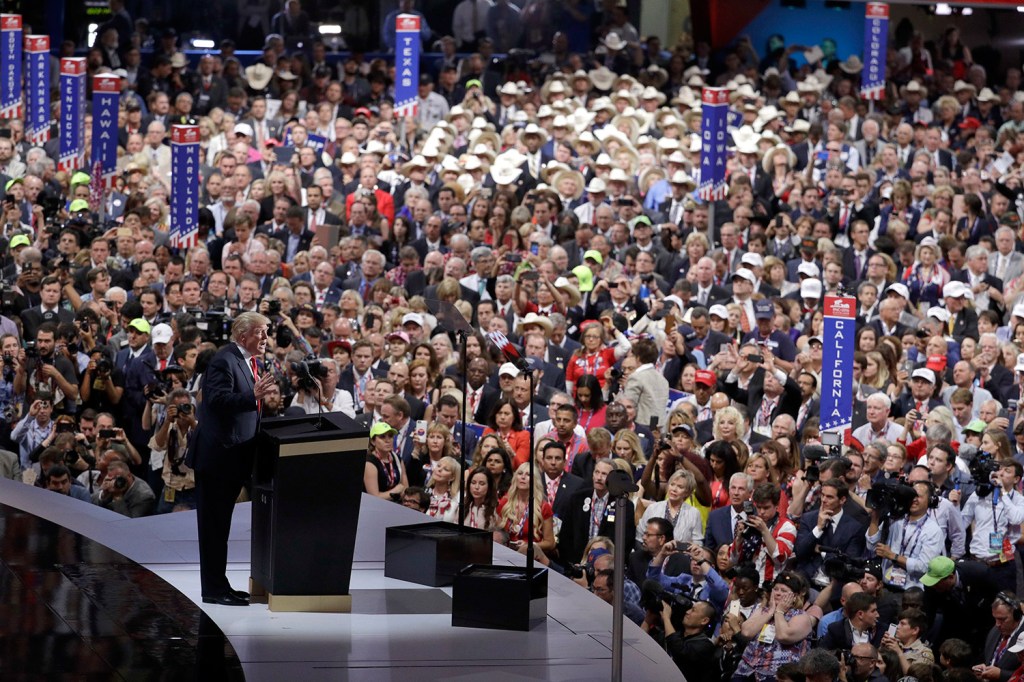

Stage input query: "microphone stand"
[
  {"left": 526, "top": 365, "right": 536, "bottom": 576},
  {"left": 457, "top": 328, "right": 468, "bottom": 525}
]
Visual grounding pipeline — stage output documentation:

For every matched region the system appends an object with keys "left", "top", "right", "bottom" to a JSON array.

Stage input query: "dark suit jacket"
[
  {"left": 559, "top": 485, "right": 635, "bottom": 566},
  {"left": 952, "top": 270, "right": 1004, "bottom": 314},
  {"left": 841, "top": 247, "right": 875, "bottom": 283},
  {"left": 271, "top": 227, "right": 315, "bottom": 255},
  {"left": 820, "top": 618, "right": 888, "bottom": 651},
  {"left": 983, "top": 625, "right": 1021, "bottom": 681},
  {"left": 982, "top": 364, "right": 1014, "bottom": 405},
  {"left": 20, "top": 306, "right": 74, "bottom": 341},
  {"left": 186, "top": 345, "right": 259, "bottom": 476},
  {"left": 870, "top": 319, "right": 911, "bottom": 340},
  {"left": 411, "top": 239, "right": 450, "bottom": 263},
  {"left": 703, "top": 506, "right": 736, "bottom": 551},
  {"left": 792, "top": 508, "right": 868, "bottom": 579},
  {"left": 718, "top": 367, "right": 802, "bottom": 426},
  {"left": 549, "top": 472, "right": 584, "bottom": 525},
  {"left": 469, "top": 384, "right": 501, "bottom": 425},
  {"left": 949, "top": 307, "right": 979, "bottom": 343}
]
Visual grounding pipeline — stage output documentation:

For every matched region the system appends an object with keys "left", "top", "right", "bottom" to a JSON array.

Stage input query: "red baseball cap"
[
  {"left": 926, "top": 354, "right": 947, "bottom": 373},
  {"left": 695, "top": 369, "right": 717, "bottom": 387}
]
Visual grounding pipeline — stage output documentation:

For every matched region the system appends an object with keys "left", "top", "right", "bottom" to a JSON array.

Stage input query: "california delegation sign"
[{"left": 820, "top": 295, "right": 856, "bottom": 436}]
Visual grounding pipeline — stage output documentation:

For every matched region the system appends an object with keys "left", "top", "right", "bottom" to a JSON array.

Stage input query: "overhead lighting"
[
  {"left": 87, "top": 23, "right": 98, "bottom": 47},
  {"left": 935, "top": 3, "right": 952, "bottom": 14},
  {"left": 191, "top": 38, "right": 215, "bottom": 49},
  {"left": 961, "top": 6, "right": 972, "bottom": 13},
  {"left": 319, "top": 24, "right": 342, "bottom": 35}
]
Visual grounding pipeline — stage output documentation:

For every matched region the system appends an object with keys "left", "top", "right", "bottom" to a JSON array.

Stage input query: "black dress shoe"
[
  {"left": 202, "top": 592, "right": 250, "bottom": 606},
  {"left": 231, "top": 589, "right": 250, "bottom": 600}
]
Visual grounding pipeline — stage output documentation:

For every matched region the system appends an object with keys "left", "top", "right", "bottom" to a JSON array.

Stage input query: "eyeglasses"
[{"left": 642, "top": 531, "right": 665, "bottom": 538}]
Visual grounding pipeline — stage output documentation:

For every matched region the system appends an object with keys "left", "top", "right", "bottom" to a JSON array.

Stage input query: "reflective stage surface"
[
  {"left": 0, "top": 479, "right": 683, "bottom": 681},
  {"left": 0, "top": 500, "right": 243, "bottom": 680}
]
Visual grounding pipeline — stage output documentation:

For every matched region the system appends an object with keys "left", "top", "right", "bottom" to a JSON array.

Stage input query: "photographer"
[
  {"left": 14, "top": 323, "right": 80, "bottom": 411},
  {"left": 732, "top": 482, "right": 797, "bottom": 584},
  {"left": 866, "top": 480, "right": 945, "bottom": 591},
  {"left": 149, "top": 388, "right": 197, "bottom": 513},
  {"left": 962, "top": 459, "right": 1024, "bottom": 591},
  {"left": 661, "top": 597, "right": 718, "bottom": 682},
  {"left": 0, "top": 332, "right": 22, "bottom": 446},
  {"left": 91, "top": 456, "right": 155, "bottom": 518},
  {"left": 290, "top": 357, "right": 356, "bottom": 418},
  {"left": 80, "top": 347, "right": 123, "bottom": 412},
  {"left": 11, "top": 392, "right": 55, "bottom": 469},
  {"left": 90, "top": 415, "right": 143, "bottom": 469},
  {"left": 591, "top": 568, "right": 644, "bottom": 626},
  {"left": 647, "top": 543, "right": 729, "bottom": 614}
]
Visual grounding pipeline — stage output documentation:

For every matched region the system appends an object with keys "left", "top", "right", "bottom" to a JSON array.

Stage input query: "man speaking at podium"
[{"left": 187, "top": 312, "right": 276, "bottom": 606}]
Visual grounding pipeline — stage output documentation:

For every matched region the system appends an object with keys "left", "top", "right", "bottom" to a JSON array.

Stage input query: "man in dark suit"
[
  {"left": 187, "top": 312, "right": 276, "bottom": 606},
  {"left": 539, "top": 441, "right": 584, "bottom": 536},
  {"left": 559, "top": 459, "right": 635, "bottom": 566},
  {"left": 20, "top": 276, "right": 74, "bottom": 341},
  {"left": 272, "top": 207, "right": 315, "bottom": 262},
  {"left": 942, "top": 280, "right": 979, "bottom": 343},
  {"left": 792, "top": 479, "right": 868, "bottom": 583},
  {"left": 719, "top": 360, "right": 802, "bottom": 437},
  {"left": 819, "top": 593, "right": 889, "bottom": 650},
  {"left": 954, "top": 249, "right": 1004, "bottom": 315},
  {"left": 466, "top": 357, "right": 500, "bottom": 425},
  {"left": 703, "top": 472, "right": 754, "bottom": 550},
  {"left": 979, "top": 596, "right": 1023, "bottom": 681},
  {"left": 411, "top": 215, "right": 448, "bottom": 263}
]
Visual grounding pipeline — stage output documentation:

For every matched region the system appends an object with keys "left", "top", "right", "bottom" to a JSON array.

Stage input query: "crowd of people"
[{"left": 10, "top": 0, "right": 1024, "bottom": 679}]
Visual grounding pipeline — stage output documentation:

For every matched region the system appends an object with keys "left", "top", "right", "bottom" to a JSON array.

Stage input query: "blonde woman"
[
  {"left": 497, "top": 462, "right": 556, "bottom": 554},
  {"left": 636, "top": 469, "right": 703, "bottom": 546},
  {"left": 426, "top": 455, "right": 461, "bottom": 523}
]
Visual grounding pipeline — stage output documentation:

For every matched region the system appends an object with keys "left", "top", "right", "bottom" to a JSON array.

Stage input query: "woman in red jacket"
[
  {"left": 566, "top": 317, "right": 632, "bottom": 394},
  {"left": 481, "top": 397, "right": 531, "bottom": 468}
]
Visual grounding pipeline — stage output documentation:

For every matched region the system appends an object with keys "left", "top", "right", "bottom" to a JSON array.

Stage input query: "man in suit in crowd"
[
  {"left": 187, "top": 312, "right": 277, "bottom": 606},
  {"left": 704, "top": 472, "right": 754, "bottom": 550},
  {"left": 539, "top": 441, "right": 583, "bottom": 536},
  {"left": 559, "top": 459, "right": 635, "bottom": 566},
  {"left": 793, "top": 479, "right": 868, "bottom": 584},
  {"left": 622, "top": 338, "right": 669, "bottom": 427}
]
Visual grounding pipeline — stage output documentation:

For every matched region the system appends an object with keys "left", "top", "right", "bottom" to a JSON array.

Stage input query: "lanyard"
[
  {"left": 899, "top": 516, "right": 928, "bottom": 557},
  {"left": 381, "top": 453, "right": 397, "bottom": 489}
]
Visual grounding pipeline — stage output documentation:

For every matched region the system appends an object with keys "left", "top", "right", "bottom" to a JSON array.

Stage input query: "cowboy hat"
[
  {"left": 612, "top": 88, "right": 638, "bottom": 108},
  {"left": 585, "top": 177, "right": 607, "bottom": 194},
  {"left": 802, "top": 45, "right": 824, "bottom": 65},
  {"left": 761, "top": 143, "right": 798, "bottom": 173},
  {"left": 574, "top": 131, "right": 600, "bottom": 153},
  {"left": 900, "top": 80, "right": 928, "bottom": 98},
  {"left": 978, "top": 87, "right": 1000, "bottom": 103},
  {"left": 669, "top": 170, "right": 697, "bottom": 190},
  {"left": 838, "top": 55, "right": 863, "bottom": 74},
  {"left": 603, "top": 32, "right": 627, "bottom": 51},
  {"left": 554, "top": 277, "right": 582, "bottom": 307},
  {"left": 640, "top": 85, "right": 666, "bottom": 105},
  {"left": 244, "top": 63, "right": 274, "bottom": 90},
  {"left": 517, "top": 123, "right": 550, "bottom": 145},
  {"left": 491, "top": 164, "right": 523, "bottom": 186},
  {"left": 516, "top": 312, "right": 554, "bottom": 336},
  {"left": 170, "top": 52, "right": 188, "bottom": 69},
  {"left": 589, "top": 67, "right": 616, "bottom": 91},
  {"left": 551, "top": 168, "right": 586, "bottom": 200},
  {"left": 400, "top": 154, "right": 431, "bottom": 175},
  {"left": 954, "top": 79, "right": 977, "bottom": 93},
  {"left": 643, "top": 65, "right": 669, "bottom": 88},
  {"left": 638, "top": 166, "right": 666, "bottom": 195},
  {"left": 498, "top": 81, "right": 520, "bottom": 96},
  {"left": 784, "top": 119, "right": 811, "bottom": 135}
]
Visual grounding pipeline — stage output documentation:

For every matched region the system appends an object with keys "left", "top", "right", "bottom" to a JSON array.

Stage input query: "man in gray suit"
[
  {"left": 989, "top": 227, "right": 1024, "bottom": 285},
  {"left": 853, "top": 117, "right": 886, "bottom": 169},
  {"left": 622, "top": 338, "right": 669, "bottom": 428}
]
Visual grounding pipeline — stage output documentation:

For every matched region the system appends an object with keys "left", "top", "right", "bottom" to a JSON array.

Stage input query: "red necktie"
[
  {"left": 159, "top": 358, "right": 167, "bottom": 371},
  {"left": 251, "top": 357, "right": 261, "bottom": 413}
]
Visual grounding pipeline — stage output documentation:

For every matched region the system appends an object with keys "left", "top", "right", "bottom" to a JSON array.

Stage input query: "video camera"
[
  {"left": 821, "top": 548, "right": 876, "bottom": 583},
  {"left": 566, "top": 561, "right": 596, "bottom": 585},
  {"left": 191, "top": 309, "right": 232, "bottom": 345},
  {"left": 970, "top": 450, "right": 1000, "bottom": 498},
  {"left": 865, "top": 476, "right": 917, "bottom": 520},
  {"left": 639, "top": 578, "right": 695, "bottom": 614},
  {"left": 290, "top": 355, "right": 329, "bottom": 392}
]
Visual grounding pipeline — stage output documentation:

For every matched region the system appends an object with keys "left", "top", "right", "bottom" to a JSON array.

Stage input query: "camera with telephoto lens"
[
  {"left": 0, "top": 282, "right": 18, "bottom": 317},
  {"left": 24, "top": 340, "right": 37, "bottom": 358},
  {"left": 865, "top": 476, "right": 917, "bottom": 520},
  {"left": 144, "top": 378, "right": 170, "bottom": 400},
  {"left": 94, "top": 357, "right": 112, "bottom": 375},
  {"left": 113, "top": 475, "right": 128, "bottom": 491},
  {"left": 640, "top": 578, "right": 695, "bottom": 614},
  {"left": 266, "top": 299, "right": 281, "bottom": 316},
  {"left": 178, "top": 403, "right": 193, "bottom": 416},
  {"left": 970, "top": 450, "right": 1000, "bottom": 497},
  {"left": 822, "top": 549, "right": 874, "bottom": 583},
  {"left": 566, "top": 562, "right": 596, "bottom": 585},
  {"left": 290, "top": 355, "right": 329, "bottom": 392}
]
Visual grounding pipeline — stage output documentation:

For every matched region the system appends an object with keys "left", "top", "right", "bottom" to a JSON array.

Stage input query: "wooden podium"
[{"left": 249, "top": 412, "right": 369, "bottom": 612}]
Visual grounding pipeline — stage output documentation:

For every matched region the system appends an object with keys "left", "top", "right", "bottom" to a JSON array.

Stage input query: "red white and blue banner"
[
  {"left": 171, "top": 124, "right": 201, "bottom": 249},
  {"left": 393, "top": 14, "right": 420, "bottom": 119},
  {"left": 58, "top": 57, "right": 86, "bottom": 173},
  {"left": 861, "top": 2, "right": 889, "bottom": 100},
  {"left": 698, "top": 87, "right": 729, "bottom": 202},
  {"left": 24, "top": 35, "right": 48, "bottom": 145},
  {"left": 820, "top": 295, "right": 857, "bottom": 437},
  {"left": 0, "top": 14, "right": 22, "bottom": 119},
  {"left": 90, "top": 75, "right": 120, "bottom": 189}
]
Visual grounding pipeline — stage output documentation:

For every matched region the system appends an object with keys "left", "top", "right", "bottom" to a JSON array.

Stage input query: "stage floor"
[{"left": 0, "top": 479, "right": 684, "bottom": 681}]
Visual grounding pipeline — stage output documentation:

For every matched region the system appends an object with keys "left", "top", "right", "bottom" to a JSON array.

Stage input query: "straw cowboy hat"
[
  {"left": 589, "top": 67, "right": 616, "bottom": 91},
  {"left": 491, "top": 164, "right": 523, "bottom": 186},
  {"left": 244, "top": 63, "right": 274, "bottom": 90},
  {"left": 838, "top": 55, "right": 863, "bottom": 74},
  {"left": 553, "top": 278, "right": 582, "bottom": 307},
  {"left": 574, "top": 131, "right": 600, "bottom": 155},
  {"left": 517, "top": 123, "right": 550, "bottom": 145},
  {"left": 612, "top": 88, "right": 638, "bottom": 108},
  {"left": 638, "top": 166, "right": 667, "bottom": 196},
  {"left": 642, "top": 65, "right": 669, "bottom": 88},
  {"left": 761, "top": 143, "right": 798, "bottom": 173},
  {"left": 900, "top": 80, "right": 928, "bottom": 99},
  {"left": 516, "top": 312, "right": 554, "bottom": 336},
  {"left": 603, "top": 32, "right": 627, "bottom": 52},
  {"left": 640, "top": 85, "right": 667, "bottom": 106},
  {"left": 400, "top": 155, "right": 431, "bottom": 175},
  {"left": 669, "top": 170, "right": 697, "bottom": 190},
  {"left": 551, "top": 168, "right": 586, "bottom": 200}
]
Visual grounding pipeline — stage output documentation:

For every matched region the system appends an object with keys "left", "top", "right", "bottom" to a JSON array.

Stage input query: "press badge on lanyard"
[{"left": 758, "top": 623, "right": 776, "bottom": 644}]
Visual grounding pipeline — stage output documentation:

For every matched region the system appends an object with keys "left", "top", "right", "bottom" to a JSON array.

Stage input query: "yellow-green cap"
[
  {"left": 583, "top": 249, "right": 603, "bottom": 265},
  {"left": 465, "top": 79, "right": 482, "bottom": 89},
  {"left": 68, "top": 199, "right": 90, "bottom": 213},
  {"left": 9, "top": 234, "right": 29, "bottom": 249},
  {"left": 128, "top": 318, "right": 152, "bottom": 334},
  {"left": 70, "top": 171, "right": 92, "bottom": 186},
  {"left": 572, "top": 264, "right": 594, "bottom": 292},
  {"left": 4, "top": 177, "right": 22, "bottom": 192},
  {"left": 370, "top": 422, "right": 397, "bottom": 439}
]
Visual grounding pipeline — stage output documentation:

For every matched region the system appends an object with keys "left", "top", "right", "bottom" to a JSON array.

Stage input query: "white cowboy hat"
[
  {"left": 517, "top": 123, "right": 550, "bottom": 145},
  {"left": 761, "top": 143, "right": 798, "bottom": 173},
  {"left": 498, "top": 82, "right": 520, "bottom": 96},
  {"left": 669, "top": 170, "right": 696, "bottom": 190},
  {"left": 244, "top": 63, "right": 274, "bottom": 90},
  {"left": 603, "top": 32, "right": 627, "bottom": 51},
  {"left": 838, "top": 55, "right": 863, "bottom": 74},
  {"left": 516, "top": 312, "right": 554, "bottom": 336},
  {"left": 589, "top": 67, "right": 616, "bottom": 91},
  {"left": 491, "top": 165, "right": 523, "bottom": 185}
]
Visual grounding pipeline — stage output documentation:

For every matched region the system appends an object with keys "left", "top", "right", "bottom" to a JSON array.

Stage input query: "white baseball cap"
[
  {"left": 797, "top": 262, "right": 819, "bottom": 278},
  {"left": 741, "top": 252, "right": 764, "bottom": 268},
  {"left": 926, "top": 306, "right": 951, "bottom": 323},
  {"left": 498, "top": 362, "right": 520, "bottom": 378},
  {"left": 402, "top": 312, "right": 425, "bottom": 327},
  {"left": 911, "top": 368, "right": 936, "bottom": 383},
  {"left": 151, "top": 323, "right": 173, "bottom": 345},
  {"left": 708, "top": 304, "right": 729, "bottom": 319},
  {"left": 886, "top": 283, "right": 910, "bottom": 300},
  {"left": 800, "top": 279, "right": 822, "bottom": 299}
]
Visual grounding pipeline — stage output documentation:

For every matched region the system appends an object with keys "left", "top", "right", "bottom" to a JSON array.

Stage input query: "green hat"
[
  {"left": 370, "top": 422, "right": 397, "bottom": 439},
  {"left": 583, "top": 249, "right": 603, "bottom": 265},
  {"left": 128, "top": 318, "right": 151, "bottom": 334},
  {"left": 68, "top": 199, "right": 90, "bottom": 213},
  {"left": 963, "top": 419, "right": 987, "bottom": 434},
  {"left": 4, "top": 177, "right": 22, "bottom": 192},
  {"left": 572, "top": 264, "right": 594, "bottom": 293},
  {"left": 70, "top": 171, "right": 92, "bottom": 187},
  {"left": 633, "top": 215, "right": 653, "bottom": 228},
  {"left": 465, "top": 79, "right": 482, "bottom": 90},
  {"left": 919, "top": 556, "right": 955, "bottom": 586},
  {"left": 8, "top": 234, "right": 30, "bottom": 249}
]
